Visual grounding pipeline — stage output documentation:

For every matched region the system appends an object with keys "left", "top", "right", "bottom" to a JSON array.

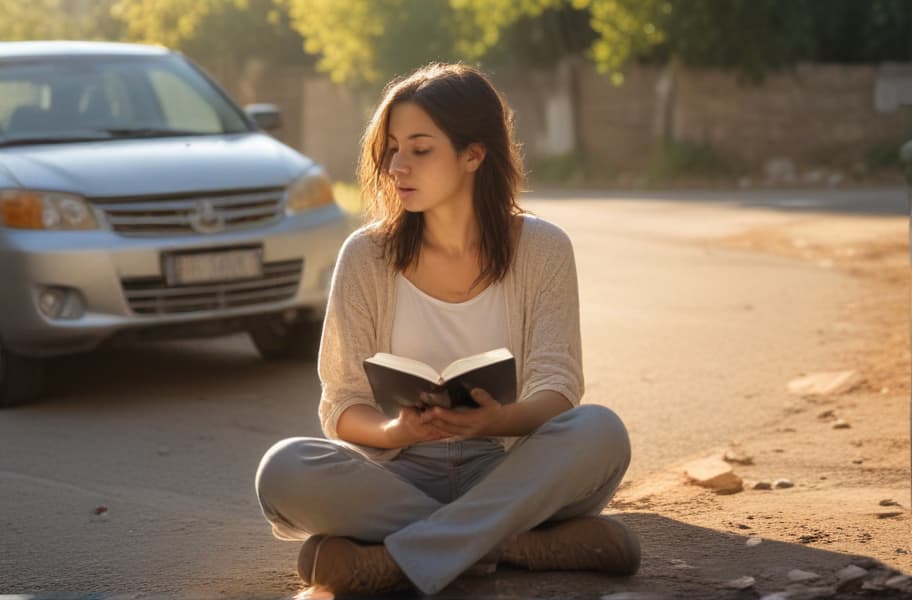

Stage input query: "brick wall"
[{"left": 196, "top": 57, "right": 912, "bottom": 182}]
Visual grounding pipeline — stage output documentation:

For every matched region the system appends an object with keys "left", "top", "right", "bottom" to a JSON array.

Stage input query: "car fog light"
[
  {"left": 38, "top": 289, "right": 65, "bottom": 317},
  {"left": 38, "top": 287, "right": 85, "bottom": 320}
]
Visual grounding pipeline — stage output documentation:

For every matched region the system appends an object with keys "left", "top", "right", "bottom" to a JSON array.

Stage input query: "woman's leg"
[
  {"left": 255, "top": 437, "right": 442, "bottom": 542},
  {"left": 384, "top": 404, "right": 631, "bottom": 594}
]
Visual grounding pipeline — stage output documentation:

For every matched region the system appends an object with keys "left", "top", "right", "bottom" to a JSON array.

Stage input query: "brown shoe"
[
  {"left": 500, "top": 516, "right": 641, "bottom": 575},
  {"left": 297, "top": 535, "right": 412, "bottom": 595}
]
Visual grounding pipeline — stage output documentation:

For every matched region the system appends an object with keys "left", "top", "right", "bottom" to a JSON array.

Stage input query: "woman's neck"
[{"left": 421, "top": 201, "right": 479, "bottom": 259}]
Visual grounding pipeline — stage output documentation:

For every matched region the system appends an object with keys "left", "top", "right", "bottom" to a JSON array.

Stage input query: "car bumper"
[{"left": 0, "top": 205, "right": 352, "bottom": 357}]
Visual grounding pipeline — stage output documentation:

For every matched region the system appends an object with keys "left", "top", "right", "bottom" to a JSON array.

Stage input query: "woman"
[{"left": 255, "top": 63, "right": 639, "bottom": 596}]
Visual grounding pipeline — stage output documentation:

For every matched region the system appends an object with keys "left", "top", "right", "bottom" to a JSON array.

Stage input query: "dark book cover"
[{"left": 363, "top": 352, "right": 517, "bottom": 419}]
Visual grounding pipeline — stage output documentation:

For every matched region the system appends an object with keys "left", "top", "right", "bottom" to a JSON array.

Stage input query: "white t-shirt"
[{"left": 390, "top": 272, "right": 510, "bottom": 374}]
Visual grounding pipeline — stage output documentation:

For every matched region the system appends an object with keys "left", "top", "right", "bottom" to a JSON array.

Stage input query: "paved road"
[
  {"left": 0, "top": 192, "right": 878, "bottom": 597},
  {"left": 528, "top": 185, "right": 908, "bottom": 216}
]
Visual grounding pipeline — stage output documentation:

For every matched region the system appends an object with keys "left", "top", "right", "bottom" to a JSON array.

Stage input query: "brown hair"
[{"left": 358, "top": 63, "right": 525, "bottom": 287}]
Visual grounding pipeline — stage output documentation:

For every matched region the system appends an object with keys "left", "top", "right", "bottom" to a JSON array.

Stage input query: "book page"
[
  {"left": 440, "top": 347, "right": 513, "bottom": 381},
  {"left": 364, "top": 353, "right": 442, "bottom": 384}
]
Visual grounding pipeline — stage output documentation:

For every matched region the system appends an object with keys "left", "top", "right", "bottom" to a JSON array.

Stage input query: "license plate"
[{"left": 167, "top": 249, "right": 263, "bottom": 285}]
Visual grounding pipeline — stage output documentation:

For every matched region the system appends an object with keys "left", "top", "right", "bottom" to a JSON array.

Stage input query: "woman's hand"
[
  {"left": 420, "top": 387, "right": 506, "bottom": 440},
  {"left": 383, "top": 406, "right": 451, "bottom": 447}
]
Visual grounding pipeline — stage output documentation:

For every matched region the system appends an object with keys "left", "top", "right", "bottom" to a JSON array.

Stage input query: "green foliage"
[
  {"left": 529, "top": 151, "right": 586, "bottom": 184},
  {"left": 112, "top": 0, "right": 309, "bottom": 64},
  {"left": 864, "top": 138, "right": 909, "bottom": 173},
  {"left": 0, "top": 0, "right": 123, "bottom": 41},
  {"left": 280, "top": 0, "right": 667, "bottom": 85},
  {"left": 645, "top": 140, "right": 735, "bottom": 183},
  {"left": 652, "top": 0, "right": 912, "bottom": 82}
]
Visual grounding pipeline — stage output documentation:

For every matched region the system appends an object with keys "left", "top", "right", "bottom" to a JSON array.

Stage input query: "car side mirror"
[{"left": 244, "top": 103, "right": 282, "bottom": 131}]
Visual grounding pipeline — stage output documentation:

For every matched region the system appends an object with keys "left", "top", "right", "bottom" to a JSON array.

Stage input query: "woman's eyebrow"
[{"left": 388, "top": 133, "right": 435, "bottom": 141}]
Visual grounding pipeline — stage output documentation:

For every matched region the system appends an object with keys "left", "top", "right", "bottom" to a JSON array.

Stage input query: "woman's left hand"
[{"left": 419, "top": 387, "right": 505, "bottom": 440}]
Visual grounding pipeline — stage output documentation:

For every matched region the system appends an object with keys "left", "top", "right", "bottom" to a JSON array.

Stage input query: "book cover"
[{"left": 363, "top": 348, "right": 517, "bottom": 419}]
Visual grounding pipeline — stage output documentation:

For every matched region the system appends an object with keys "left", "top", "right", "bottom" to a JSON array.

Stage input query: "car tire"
[
  {"left": 0, "top": 342, "right": 46, "bottom": 408},
  {"left": 248, "top": 314, "right": 323, "bottom": 361}
]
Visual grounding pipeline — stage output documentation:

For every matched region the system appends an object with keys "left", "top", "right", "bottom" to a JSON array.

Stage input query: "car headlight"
[
  {"left": 284, "top": 171, "right": 335, "bottom": 214},
  {"left": 0, "top": 190, "right": 98, "bottom": 230}
]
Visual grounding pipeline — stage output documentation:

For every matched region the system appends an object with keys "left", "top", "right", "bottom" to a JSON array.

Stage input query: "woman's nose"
[{"left": 388, "top": 152, "right": 409, "bottom": 175}]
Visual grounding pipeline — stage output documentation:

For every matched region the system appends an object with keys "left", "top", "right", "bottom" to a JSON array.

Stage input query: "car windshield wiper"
[
  {"left": 0, "top": 134, "right": 114, "bottom": 147},
  {"left": 102, "top": 127, "right": 207, "bottom": 138}
]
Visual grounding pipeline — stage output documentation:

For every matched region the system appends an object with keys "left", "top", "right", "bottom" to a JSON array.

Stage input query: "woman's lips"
[{"left": 396, "top": 186, "right": 416, "bottom": 200}]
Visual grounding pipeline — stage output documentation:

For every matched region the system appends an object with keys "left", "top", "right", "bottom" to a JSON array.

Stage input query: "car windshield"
[{"left": 0, "top": 54, "right": 251, "bottom": 146}]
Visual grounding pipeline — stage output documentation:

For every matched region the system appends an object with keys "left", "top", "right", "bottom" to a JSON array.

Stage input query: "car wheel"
[
  {"left": 0, "top": 341, "right": 46, "bottom": 408},
  {"left": 248, "top": 314, "right": 323, "bottom": 361}
]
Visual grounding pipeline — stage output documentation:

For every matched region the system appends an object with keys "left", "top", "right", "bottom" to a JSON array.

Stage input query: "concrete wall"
[{"left": 197, "top": 58, "right": 912, "bottom": 183}]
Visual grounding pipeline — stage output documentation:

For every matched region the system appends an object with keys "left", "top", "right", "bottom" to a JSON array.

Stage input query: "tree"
[
  {"left": 0, "top": 0, "right": 122, "bottom": 41},
  {"left": 281, "top": 0, "right": 666, "bottom": 85},
  {"left": 111, "top": 0, "right": 310, "bottom": 65}
]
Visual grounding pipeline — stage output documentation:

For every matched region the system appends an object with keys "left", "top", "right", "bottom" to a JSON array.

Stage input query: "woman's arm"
[
  {"left": 337, "top": 404, "right": 451, "bottom": 449},
  {"left": 423, "top": 388, "right": 572, "bottom": 439}
]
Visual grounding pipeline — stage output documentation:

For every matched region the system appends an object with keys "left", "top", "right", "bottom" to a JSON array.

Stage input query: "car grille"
[
  {"left": 121, "top": 259, "right": 302, "bottom": 315},
  {"left": 96, "top": 189, "right": 285, "bottom": 236}
]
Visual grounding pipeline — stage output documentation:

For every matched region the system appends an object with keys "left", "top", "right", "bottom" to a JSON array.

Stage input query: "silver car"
[{"left": 0, "top": 41, "right": 352, "bottom": 407}]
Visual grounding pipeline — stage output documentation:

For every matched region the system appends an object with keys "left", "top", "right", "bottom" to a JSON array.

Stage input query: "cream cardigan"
[{"left": 316, "top": 213, "right": 584, "bottom": 459}]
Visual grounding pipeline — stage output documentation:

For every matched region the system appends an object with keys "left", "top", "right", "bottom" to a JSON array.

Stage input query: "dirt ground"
[
  {"left": 601, "top": 210, "right": 912, "bottom": 598},
  {"left": 1, "top": 194, "right": 909, "bottom": 600}
]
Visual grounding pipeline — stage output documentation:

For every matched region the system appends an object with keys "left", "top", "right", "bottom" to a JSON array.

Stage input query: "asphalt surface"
[{"left": 0, "top": 189, "right": 903, "bottom": 598}]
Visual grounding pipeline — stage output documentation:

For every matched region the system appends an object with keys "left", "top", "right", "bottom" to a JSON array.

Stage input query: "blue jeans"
[{"left": 255, "top": 404, "right": 631, "bottom": 594}]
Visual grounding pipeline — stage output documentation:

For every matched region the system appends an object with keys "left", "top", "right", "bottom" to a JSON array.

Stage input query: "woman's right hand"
[{"left": 383, "top": 406, "right": 451, "bottom": 447}]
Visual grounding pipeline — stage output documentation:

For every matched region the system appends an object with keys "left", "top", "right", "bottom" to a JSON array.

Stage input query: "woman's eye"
[{"left": 414, "top": 149, "right": 430, "bottom": 156}]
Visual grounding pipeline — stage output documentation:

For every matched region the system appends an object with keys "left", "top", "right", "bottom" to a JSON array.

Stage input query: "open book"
[{"left": 363, "top": 347, "right": 517, "bottom": 419}]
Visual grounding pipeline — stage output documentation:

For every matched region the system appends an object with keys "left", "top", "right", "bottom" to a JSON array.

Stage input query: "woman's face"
[{"left": 386, "top": 101, "right": 481, "bottom": 213}]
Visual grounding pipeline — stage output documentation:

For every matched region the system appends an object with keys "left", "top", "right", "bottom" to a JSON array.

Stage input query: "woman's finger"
[{"left": 470, "top": 387, "right": 498, "bottom": 407}]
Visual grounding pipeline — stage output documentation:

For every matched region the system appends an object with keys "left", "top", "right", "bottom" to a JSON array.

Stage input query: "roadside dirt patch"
[{"left": 609, "top": 211, "right": 911, "bottom": 594}]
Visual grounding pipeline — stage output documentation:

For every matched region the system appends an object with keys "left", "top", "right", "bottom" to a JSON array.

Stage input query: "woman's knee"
[
  {"left": 255, "top": 436, "right": 340, "bottom": 508},
  {"left": 562, "top": 404, "right": 631, "bottom": 464}
]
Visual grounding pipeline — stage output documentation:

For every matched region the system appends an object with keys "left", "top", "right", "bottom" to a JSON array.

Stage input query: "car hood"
[{"left": 0, "top": 133, "right": 313, "bottom": 197}]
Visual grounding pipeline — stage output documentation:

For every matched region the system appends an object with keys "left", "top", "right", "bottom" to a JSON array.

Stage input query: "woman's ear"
[{"left": 464, "top": 143, "right": 486, "bottom": 173}]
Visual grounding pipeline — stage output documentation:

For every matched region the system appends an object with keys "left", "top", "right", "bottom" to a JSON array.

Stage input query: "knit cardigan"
[{"left": 316, "top": 213, "right": 584, "bottom": 460}]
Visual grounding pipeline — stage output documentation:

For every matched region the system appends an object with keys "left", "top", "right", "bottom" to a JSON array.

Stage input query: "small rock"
[
  {"left": 754, "top": 481, "right": 773, "bottom": 490},
  {"left": 832, "top": 419, "right": 851, "bottom": 429},
  {"left": 723, "top": 575, "right": 755, "bottom": 590},
  {"left": 93, "top": 505, "right": 108, "bottom": 516},
  {"left": 781, "top": 585, "right": 838, "bottom": 599},
  {"left": 746, "top": 536, "right": 763, "bottom": 547},
  {"left": 886, "top": 575, "right": 911, "bottom": 589},
  {"left": 851, "top": 457, "right": 863, "bottom": 464},
  {"left": 836, "top": 565, "right": 868, "bottom": 588},
  {"left": 683, "top": 456, "right": 743, "bottom": 494},
  {"left": 737, "top": 523, "right": 751, "bottom": 530},
  {"left": 876, "top": 511, "right": 903, "bottom": 519},
  {"left": 817, "top": 409, "right": 836, "bottom": 420},
  {"left": 861, "top": 581, "right": 884, "bottom": 591},
  {"left": 849, "top": 440, "right": 863, "bottom": 447},
  {"left": 668, "top": 558, "right": 696, "bottom": 569},
  {"left": 774, "top": 479, "right": 795, "bottom": 489},
  {"left": 787, "top": 371, "right": 863, "bottom": 396},
  {"left": 723, "top": 449, "right": 754, "bottom": 465},
  {"left": 788, "top": 569, "right": 821, "bottom": 583},
  {"left": 879, "top": 499, "right": 899, "bottom": 507}
]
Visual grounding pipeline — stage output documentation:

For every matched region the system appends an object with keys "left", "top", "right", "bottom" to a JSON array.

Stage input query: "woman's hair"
[{"left": 358, "top": 62, "right": 525, "bottom": 287}]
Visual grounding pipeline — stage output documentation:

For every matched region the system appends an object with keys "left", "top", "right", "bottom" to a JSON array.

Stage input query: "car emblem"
[{"left": 189, "top": 199, "right": 224, "bottom": 233}]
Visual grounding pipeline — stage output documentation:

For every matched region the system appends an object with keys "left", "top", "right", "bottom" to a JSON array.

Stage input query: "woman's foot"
[
  {"left": 500, "top": 515, "right": 641, "bottom": 575},
  {"left": 297, "top": 535, "right": 412, "bottom": 595}
]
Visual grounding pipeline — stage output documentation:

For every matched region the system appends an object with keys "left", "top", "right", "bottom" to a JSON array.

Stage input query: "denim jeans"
[{"left": 255, "top": 404, "right": 631, "bottom": 594}]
